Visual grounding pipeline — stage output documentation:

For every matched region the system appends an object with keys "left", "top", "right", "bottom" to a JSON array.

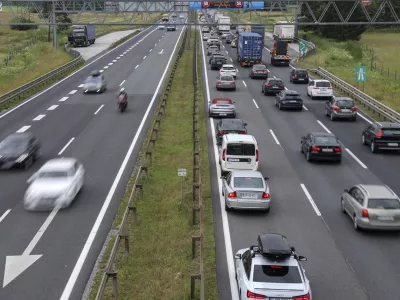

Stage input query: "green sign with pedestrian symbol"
[
  {"left": 299, "top": 40, "right": 306, "bottom": 55},
  {"left": 356, "top": 66, "right": 366, "bottom": 83}
]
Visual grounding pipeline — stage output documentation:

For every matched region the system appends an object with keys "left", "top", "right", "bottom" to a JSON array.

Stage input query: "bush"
[{"left": 9, "top": 17, "right": 38, "bottom": 31}]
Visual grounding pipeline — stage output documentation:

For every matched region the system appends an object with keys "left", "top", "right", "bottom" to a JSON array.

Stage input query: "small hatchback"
[
  {"left": 216, "top": 74, "right": 236, "bottom": 91},
  {"left": 262, "top": 78, "right": 285, "bottom": 95},
  {"left": 290, "top": 69, "right": 309, "bottom": 84},
  {"left": 325, "top": 97, "right": 357, "bottom": 121}
]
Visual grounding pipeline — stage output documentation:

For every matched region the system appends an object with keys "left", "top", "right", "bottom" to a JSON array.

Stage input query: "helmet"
[{"left": 120, "top": 88, "right": 125, "bottom": 93}]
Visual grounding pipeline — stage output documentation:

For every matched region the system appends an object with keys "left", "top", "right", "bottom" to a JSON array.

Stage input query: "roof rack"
[{"left": 250, "top": 233, "right": 295, "bottom": 260}]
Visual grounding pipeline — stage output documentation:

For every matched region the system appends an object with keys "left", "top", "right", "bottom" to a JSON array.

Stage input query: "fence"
[
  {"left": 309, "top": 67, "right": 400, "bottom": 123},
  {"left": 94, "top": 26, "right": 189, "bottom": 300}
]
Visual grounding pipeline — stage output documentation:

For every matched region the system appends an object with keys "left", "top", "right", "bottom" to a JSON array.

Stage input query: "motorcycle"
[{"left": 117, "top": 94, "right": 128, "bottom": 113}]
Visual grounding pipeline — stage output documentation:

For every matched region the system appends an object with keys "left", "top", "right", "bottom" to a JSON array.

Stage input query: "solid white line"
[
  {"left": 300, "top": 184, "right": 321, "bottom": 216},
  {"left": 155, "top": 43, "right": 157, "bottom": 46},
  {"left": 345, "top": 148, "right": 368, "bottom": 169},
  {"left": 316, "top": 120, "right": 332, "bottom": 134},
  {"left": 150, "top": 48, "right": 152, "bottom": 52},
  {"left": 59, "top": 21, "right": 188, "bottom": 300},
  {"left": 116, "top": 57, "right": 121, "bottom": 60},
  {"left": 68, "top": 90, "right": 77, "bottom": 95},
  {"left": 104, "top": 66, "right": 109, "bottom": 69},
  {"left": 108, "top": 63, "right": 113, "bottom": 66},
  {"left": 242, "top": 80, "right": 247, "bottom": 88},
  {"left": 289, "top": 65, "right": 296, "bottom": 69},
  {"left": 58, "top": 137, "right": 75, "bottom": 155},
  {"left": 269, "top": 129, "right": 280, "bottom": 145},
  {"left": 94, "top": 105, "right": 104, "bottom": 115},
  {"left": 0, "top": 209, "right": 11, "bottom": 223},
  {"left": 119, "top": 80, "right": 125, "bottom": 86},
  {"left": 252, "top": 99, "right": 259, "bottom": 108},
  {"left": 357, "top": 112, "right": 372, "bottom": 124},
  {"left": 16, "top": 126, "right": 31, "bottom": 133},
  {"left": 99, "top": 70, "right": 104, "bottom": 73},
  {"left": 226, "top": 50, "right": 229, "bottom": 54},
  {"left": 59, "top": 97, "right": 68, "bottom": 102},
  {"left": 47, "top": 105, "right": 58, "bottom": 110},
  {"left": 199, "top": 27, "right": 239, "bottom": 300},
  {"left": 112, "top": 60, "right": 117, "bottom": 62},
  {"left": 0, "top": 27, "right": 156, "bottom": 120},
  {"left": 143, "top": 56, "right": 147, "bottom": 59},
  {"left": 303, "top": 105, "right": 308, "bottom": 111},
  {"left": 230, "top": 58, "right": 233, "bottom": 62},
  {"left": 135, "top": 65, "right": 139, "bottom": 69},
  {"left": 33, "top": 114, "right": 45, "bottom": 121},
  {"left": 78, "top": 84, "right": 84, "bottom": 88}
]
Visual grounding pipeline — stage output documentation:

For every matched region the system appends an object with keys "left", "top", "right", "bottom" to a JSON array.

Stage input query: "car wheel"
[
  {"left": 216, "top": 87, "right": 219, "bottom": 91},
  {"left": 353, "top": 215, "right": 359, "bottom": 230},
  {"left": 306, "top": 151, "right": 311, "bottom": 162},
  {"left": 330, "top": 113, "right": 335, "bottom": 121},
  {"left": 361, "top": 134, "right": 367, "bottom": 145},
  {"left": 325, "top": 108, "right": 329, "bottom": 116},
  {"left": 301, "top": 144, "right": 304, "bottom": 153},
  {"left": 278, "top": 102, "right": 282, "bottom": 110},
  {"left": 371, "top": 141, "right": 377, "bottom": 153},
  {"left": 341, "top": 198, "right": 346, "bottom": 213}
]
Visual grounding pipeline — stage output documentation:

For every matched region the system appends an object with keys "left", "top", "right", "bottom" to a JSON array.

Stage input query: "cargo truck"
[
  {"left": 270, "top": 38, "right": 291, "bottom": 66},
  {"left": 273, "top": 22, "right": 295, "bottom": 42},
  {"left": 213, "top": 12, "right": 223, "bottom": 24},
  {"left": 218, "top": 16, "right": 231, "bottom": 34},
  {"left": 162, "top": 13, "right": 169, "bottom": 22},
  {"left": 237, "top": 32, "right": 263, "bottom": 67},
  {"left": 71, "top": 25, "right": 96, "bottom": 47},
  {"left": 245, "top": 23, "right": 265, "bottom": 47}
]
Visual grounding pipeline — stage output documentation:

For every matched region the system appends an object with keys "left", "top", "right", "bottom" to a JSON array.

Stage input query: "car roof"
[
  {"left": 222, "top": 64, "right": 234, "bottom": 68},
  {"left": 333, "top": 97, "right": 353, "bottom": 101},
  {"left": 375, "top": 122, "right": 400, "bottom": 128},
  {"left": 311, "top": 132, "right": 335, "bottom": 137},
  {"left": 294, "top": 69, "right": 307, "bottom": 72},
  {"left": 285, "top": 90, "right": 299, "bottom": 95},
  {"left": 219, "top": 74, "right": 233, "bottom": 79},
  {"left": 39, "top": 158, "right": 77, "bottom": 172},
  {"left": 222, "top": 118, "right": 244, "bottom": 123},
  {"left": 252, "top": 252, "right": 299, "bottom": 266},
  {"left": 225, "top": 134, "right": 256, "bottom": 143},
  {"left": 231, "top": 170, "right": 263, "bottom": 178},
  {"left": 313, "top": 79, "right": 330, "bottom": 82},
  {"left": 358, "top": 184, "right": 398, "bottom": 199},
  {"left": 4, "top": 132, "right": 33, "bottom": 140}
]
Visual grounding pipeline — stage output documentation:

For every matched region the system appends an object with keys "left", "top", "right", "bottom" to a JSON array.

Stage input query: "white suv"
[
  {"left": 307, "top": 79, "right": 333, "bottom": 100},
  {"left": 220, "top": 64, "right": 237, "bottom": 79}
]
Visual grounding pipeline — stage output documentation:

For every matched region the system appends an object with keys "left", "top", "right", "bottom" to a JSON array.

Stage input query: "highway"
[
  {"left": 200, "top": 26, "right": 400, "bottom": 300},
  {"left": 0, "top": 19, "right": 186, "bottom": 300}
]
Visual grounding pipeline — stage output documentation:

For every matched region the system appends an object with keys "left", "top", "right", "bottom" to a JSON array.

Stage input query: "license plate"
[
  {"left": 290, "top": 100, "right": 297, "bottom": 103},
  {"left": 322, "top": 148, "right": 333, "bottom": 152},
  {"left": 273, "top": 86, "right": 278, "bottom": 88},
  {"left": 298, "top": 78, "right": 304, "bottom": 80},
  {"left": 388, "top": 143, "right": 398, "bottom": 146},
  {"left": 341, "top": 109, "right": 351, "bottom": 112},
  {"left": 378, "top": 216, "right": 394, "bottom": 221},
  {"left": 228, "top": 158, "right": 239, "bottom": 162},
  {"left": 219, "top": 113, "right": 227, "bottom": 116},
  {"left": 321, "top": 88, "right": 327, "bottom": 91},
  {"left": 241, "top": 193, "right": 256, "bottom": 198},
  {"left": 269, "top": 298, "right": 291, "bottom": 300},
  {"left": 217, "top": 62, "right": 222, "bottom": 64}
]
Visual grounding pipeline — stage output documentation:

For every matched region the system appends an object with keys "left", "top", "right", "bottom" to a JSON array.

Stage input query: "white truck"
[
  {"left": 218, "top": 16, "right": 231, "bottom": 34},
  {"left": 273, "top": 22, "right": 295, "bottom": 42},
  {"left": 214, "top": 12, "right": 223, "bottom": 24}
]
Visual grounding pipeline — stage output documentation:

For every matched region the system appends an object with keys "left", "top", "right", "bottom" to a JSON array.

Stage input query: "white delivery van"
[{"left": 219, "top": 134, "right": 259, "bottom": 174}]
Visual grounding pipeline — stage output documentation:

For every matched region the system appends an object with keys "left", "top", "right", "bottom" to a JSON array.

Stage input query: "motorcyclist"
[{"left": 117, "top": 88, "right": 128, "bottom": 107}]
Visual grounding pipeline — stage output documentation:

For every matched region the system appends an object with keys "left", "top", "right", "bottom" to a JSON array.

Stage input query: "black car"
[
  {"left": 211, "top": 57, "right": 226, "bottom": 70},
  {"left": 361, "top": 122, "right": 400, "bottom": 153},
  {"left": 262, "top": 78, "right": 285, "bottom": 95},
  {"left": 290, "top": 69, "right": 309, "bottom": 84},
  {"left": 325, "top": 97, "right": 357, "bottom": 121},
  {"left": 301, "top": 132, "right": 342, "bottom": 163},
  {"left": 225, "top": 35, "right": 234, "bottom": 44},
  {"left": 215, "top": 119, "right": 248, "bottom": 146},
  {"left": 209, "top": 53, "right": 224, "bottom": 64},
  {"left": 249, "top": 64, "right": 269, "bottom": 79},
  {"left": 0, "top": 132, "right": 41, "bottom": 170},
  {"left": 275, "top": 90, "right": 303, "bottom": 111}
]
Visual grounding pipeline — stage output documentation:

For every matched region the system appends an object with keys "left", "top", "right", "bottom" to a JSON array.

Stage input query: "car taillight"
[
  {"left": 222, "top": 149, "right": 226, "bottom": 161},
  {"left": 328, "top": 87, "right": 332, "bottom": 90},
  {"left": 240, "top": 131, "right": 246, "bottom": 134},
  {"left": 306, "top": 74, "right": 309, "bottom": 78},
  {"left": 256, "top": 149, "right": 259, "bottom": 162},
  {"left": 311, "top": 147, "right": 320, "bottom": 152},
  {"left": 313, "top": 87, "right": 319, "bottom": 90},
  {"left": 262, "top": 192, "right": 270, "bottom": 199},
  {"left": 352, "top": 107, "right": 357, "bottom": 111},
  {"left": 232, "top": 81, "right": 236, "bottom": 85},
  {"left": 228, "top": 191, "right": 237, "bottom": 198},
  {"left": 266, "top": 84, "right": 271, "bottom": 87},
  {"left": 217, "top": 80, "right": 221, "bottom": 84},
  {"left": 332, "top": 106, "right": 340, "bottom": 111},
  {"left": 376, "top": 129, "right": 383, "bottom": 138},
  {"left": 293, "top": 293, "right": 311, "bottom": 300},
  {"left": 220, "top": 131, "right": 227, "bottom": 135},
  {"left": 362, "top": 209, "right": 369, "bottom": 218},
  {"left": 334, "top": 147, "right": 342, "bottom": 152},
  {"left": 247, "top": 290, "right": 267, "bottom": 299},
  {"left": 220, "top": 70, "right": 225, "bottom": 72},
  {"left": 293, "top": 74, "right": 297, "bottom": 78},
  {"left": 263, "top": 69, "right": 268, "bottom": 73}
]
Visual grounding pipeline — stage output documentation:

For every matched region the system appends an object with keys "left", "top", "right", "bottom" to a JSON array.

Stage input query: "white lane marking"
[
  {"left": 357, "top": 112, "right": 372, "bottom": 124},
  {"left": 300, "top": 184, "right": 322, "bottom": 216},
  {"left": 159, "top": 39, "right": 161, "bottom": 42},
  {"left": 0, "top": 209, "right": 11, "bottom": 223},
  {"left": 99, "top": 70, "right": 104, "bottom": 73},
  {"left": 108, "top": 63, "right": 113, "bottom": 66},
  {"left": 58, "top": 137, "right": 75, "bottom": 155},
  {"left": 226, "top": 50, "right": 229, "bottom": 54},
  {"left": 94, "top": 105, "right": 104, "bottom": 115},
  {"left": 252, "top": 99, "right": 259, "bottom": 108},
  {"left": 59, "top": 97, "right": 68, "bottom": 102},
  {"left": 289, "top": 65, "right": 296, "bottom": 69},
  {"left": 116, "top": 57, "right": 121, "bottom": 60},
  {"left": 78, "top": 84, "right": 84, "bottom": 88},
  {"left": 316, "top": 120, "right": 332, "bottom": 134},
  {"left": 104, "top": 66, "right": 109, "bottom": 69},
  {"left": 345, "top": 148, "right": 368, "bottom": 169},
  {"left": 155, "top": 43, "right": 157, "bottom": 46},
  {"left": 47, "top": 105, "right": 58, "bottom": 110},
  {"left": 150, "top": 48, "right": 152, "bottom": 52},
  {"left": 284, "top": 87, "right": 288, "bottom": 90},
  {"left": 59, "top": 21, "right": 188, "bottom": 300},
  {"left": 303, "top": 105, "right": 308, "bottom": 111},
  {"left": 69, "top": 90, "right": 77, "bottom": 95},
  {"left": 143, "top": 56, "right": 147, "bottom": 59},
  {"left": 230, "top": 58, "right": 233, "bottom": 62},
  {"left": 135, "top": 65, "right": 139, "bottom": 69},
  {"left": 269, "top": 129, "right": 281, "bottom": 145},
  {"left": 0, "top": 27, "right": 156, "bottom": 120},
  {"left": 242, "top": 80, "right": 247, "bottom": 88},
  {"left": 33, "top": 114, "right": 45, "bottom": 121},
  {"left": 16, "top": 126, "right": 31, "bottom": 133},
  {"left": 199, "top": 28, "right": 239, "bottom": 300},
  {"left": 119, "top": 80, "right": 125, "bottom": 86},
  {"left": 112, "top": 60, "right": 117, "bottom": 62}
]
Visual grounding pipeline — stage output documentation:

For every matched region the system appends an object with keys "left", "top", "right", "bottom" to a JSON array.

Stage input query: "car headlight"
[{"left": 15, "top": 153, "right": 28, "bottom": 163}]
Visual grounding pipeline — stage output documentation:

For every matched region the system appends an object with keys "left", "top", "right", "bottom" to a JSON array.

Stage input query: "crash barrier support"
[{"left": 94, "top": 27, "right": 188, "bottom": 300}]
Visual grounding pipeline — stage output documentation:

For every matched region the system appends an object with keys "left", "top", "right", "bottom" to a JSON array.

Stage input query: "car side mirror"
[
  {"left": 298, "top": 255, "right": 307, "bottom": 261},
  {"left": 264, "top": 177, "right": 269, "bottom": 181},
  {"left": 344, "top": 189, "right": 349, "bottom": 193},
  {"left": 234, "top": 253, "right": 242, "bottom": 259},
  {"left": 27, "top": 172, "right": 37, "bottom": 184}
]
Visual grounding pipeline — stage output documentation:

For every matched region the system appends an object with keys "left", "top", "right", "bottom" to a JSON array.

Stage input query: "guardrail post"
[
  {"left": 135, "top": 184, "right": 144, "bottom": 198},
  {"left": 128, "top": 206, "right": 137, "bottom": 222},
  {"left": 153, "top": 128, "right": 159, "bottom": 139},
  {"left": 192, "top": 207, "right": 200, "bottom": 226},
  {"left": 192, "top": 236, "right": 200, "bottom": 258},
  {"left": 141, "top": 166, "right": 149, "bottom": 183},
  {"left": 120, "top": 224, "right": 129, "bottom": 255},
  {"left": 150, "top": 138, "right": 156, "bottom": 151},
  {"left": 106, "top": 270, "right": 118, "bottom": 297},
  {"left": 190, "top": 274, "right": 201, "bottom": 300},
  {"left": 146, "top": 151, "right": 152, "bottom": 165}
]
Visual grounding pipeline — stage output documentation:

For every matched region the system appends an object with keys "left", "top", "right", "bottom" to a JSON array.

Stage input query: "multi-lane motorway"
[
  {"left": 201, "top": 27, "right": 400, "bottom": 300},
  {"left": 0, "top": 19, "right": 185, "bottom": 299}
]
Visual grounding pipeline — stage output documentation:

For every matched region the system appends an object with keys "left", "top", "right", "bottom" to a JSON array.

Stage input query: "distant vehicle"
[
  {"left": 207, "top": 45, "right": 220, "bottom": 56},
  {"left": 0, "top": 132, "right": 41, "bottom": 170},
  {"left": 220, "top": 64, "right": 237, "bottom": 78},
  {"left": 341, "top": 184, "right": 400, "bottom": 231},
  {"left": 231, "top": 39, "right": 237, "bottom": 48},
  {"left": 201, "top": 26, "right": 210, "bottom": 33},
  {"left": 161, "top": 13, "right": 169, "bottom": 22},
  {"left": 270, "top": 39, "right": 291, "bottom": 66},
  {"left": 209, "top": 53, "right": 226, "bottom": 64},
  {"left": 234, "top": 234, "right": 311, "bottom": 299},
  {"left": 24, "top": 158, "right": 85, "bottom": 211},
  {"left": 203, "top": 33, "right": 211, "bottom": 41},
  {"left": 221, "top": 170, "right": 271, "bottom": 211},
  {"left": 166, "top": 23, "right": 176, "bottom": 31},
  {"left": 207, "top": 38, "right": 220, "bottom": 47},
  {"left": 209, "top": 97, "right": 236, "bottom": 118},
  {"left": 290, "top": 69, "right": 309, "bottom": 83},
  {"left": 158, "top": 24, "right": 165, "bottom": 30},
  {"left": 216, "top": 74, "right": 236, "bottom": 91},
  {"left": 273, "top": 21, "right": 295, "bottom": 42},
  {"left": 225, "top": 35, "right": 233, "bottom": 44},
  {"left": 218, "top": 16, "right": 231, "bottom": 34},
  {"left": 262, "top": 78, "right": 285, "bottom": 95},
  {"left": 307, "top": 79, "right": 333, "bottom": 100},
  {"left": 179, "top": 14, "right": 185, "bottom": 19},
  {"left": 83, "top": 70, "right": 107, "bottom": 93},
  {"left": 215, "top": 118, "right": 247, "bottom": 146},
  {"left": 221, "top": 32, "right": 230, "bottom": 39},
  {"left": 325, "top": 97, "right": 357, "bottom": 121},
  {"left": 361, "top": 121, "right": 400, "bottom": 153},
  {"left": 210, "top": 57, "right": 226, "bottom": 70},
  {"left": 275, "top": 90, "right": 303, "bottom": 111},
  {"left": 70, "top": 25, "right": 96, "bottom": 47},
  {"left": 237, "top": 32, "right": 263, "bottom": 67},
  {"left": 249, "top": 64, "right": 269, "bottom": 79},
  {"left": 301, "top": 132, "right": 342, "bottom": 163}
]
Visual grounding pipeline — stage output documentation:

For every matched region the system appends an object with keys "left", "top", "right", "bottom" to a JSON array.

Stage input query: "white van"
[{"left": 219, "top": 134, "right": 259, "bottom": 174}]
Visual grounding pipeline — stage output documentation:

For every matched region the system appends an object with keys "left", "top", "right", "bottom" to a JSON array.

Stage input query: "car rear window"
[
  {"left": 382, "top": 128, "right": 400, "bottom": 135},
  {"left": 268, "top": 80, "right": 282, "bottom": 85},
  {"left": 285, "top": 94, "right": 301, "bottom": 99},
  {"left": 226, "top": 144, "right": 255, "bottom": 156},
  {"left": 316, "top": 81, "right": 331, "bottom": 88},
  {"left": 314, "top": 136, "right": 338, "bottom": 145},
  {"left": 253, "top": 265, "right": 303, "bottom": 284},
  {"left": 223, "top": 66, "right": 235, "bottom": 70},
  {"left": 253, "top": 65, "right": 266, "bottom": 70},
  {"left": 336, "top": 100, "right": 354, "bottom": 107},
  {"left": 214, "top": 101, "right": 231, "bottom": 105},
  {"left": 295, "top": 70, "right": 308, "bottom": 75},
  {"left": 368, "top": 199, "right": 400, "bottom": 209},
  {"left": 234, "top": 177, "right": 263, "bottom": 188},
  {"left": 221, "top": 76, "right": 233, "bottom": 81}
]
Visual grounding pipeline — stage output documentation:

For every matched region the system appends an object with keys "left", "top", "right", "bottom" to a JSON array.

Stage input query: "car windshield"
[
  {"left": 336, "top": 100, "right": 354, "bottom": 107},
  {"left": 0, "top": 137, "right": 27, "bottom": 154},
  {"left": 86, "top": 76, "right": 101, "bottom": 83},
  {"left": 37, "top": 171, "right": 69, "bottom": 179},
  {"left": 316, "top": 81, "right": 331, "bottom": 87},
  {"left": 73, "top": 32, "right": 85, "bottom": 36},
  {"left": 226, "top": 144, "right": 255, "bottom": 155},
  {"left": 253, "top": 65, "right": 266, "bottom": 70},
  {"left": 314, "top": 136, "right": 338, "bottom": 145},
  {"left": 221, "top": 122, "right": 245, "bottom": 130},
  {"left": 234, "top": 177, "right": 263, "bottom": 188},
  {"left": 221, "top": 76, "right": 233, "bottom": 81},
  {"left": 296, "top": 70, "right": 308, "bottom": 75},
  {"left": 268, "top": 80, "right": 282, "bottom": 85},
  {"left": 382, "top": 128, "right": 400, "bottom": 135},
  {"left": 253, "top": 265, "right": 303, "bottom": 284},
  {"left": 368, "top": 198, "right": 400, "bottom": 209},
  {"left": 285, "top": 94, "right": 301, "bottom": 99},
  {"left": 223, "top": 66, "right": 235, "bottom": 70}
]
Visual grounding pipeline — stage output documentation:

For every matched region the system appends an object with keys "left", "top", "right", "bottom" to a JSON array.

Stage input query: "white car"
[
  {"left": 207, "top": 38, "right": 219, "bottom": 46},
  {"left": 24, "top": 158, "right": 85, "bottom": 211},
  {"left": 179, "top": 14, "right": 185, "bottom": 19},
  {"left": 203, "top": 33, "right": 211, "bottom": 41},
  {"left": 158, "top": 24, "right": 165, "bottom": 30},
  {"left": 307, "top": 79, "right": 333, "bottom": 100},
  {"left": 220, "top": 64, "right": 237, "bottom": 79}
]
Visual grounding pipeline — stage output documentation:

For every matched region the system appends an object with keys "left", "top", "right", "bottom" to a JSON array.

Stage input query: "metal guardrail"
[
  {"left": 0, "top": 44, "right": 83, "bottom": 107},
  {"left": 309, "top": 67, "right": 400, "bottom": 123},
  {"left": 94, "top": 26, "right": 189, "bottom": 300}
]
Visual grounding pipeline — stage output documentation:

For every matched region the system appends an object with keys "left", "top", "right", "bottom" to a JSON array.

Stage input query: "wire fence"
[{"left": 363, "top": 44, "right": 400, "bottom": 80}]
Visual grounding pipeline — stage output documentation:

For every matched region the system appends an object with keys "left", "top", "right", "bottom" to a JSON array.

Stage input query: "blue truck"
[
  {"left": 71, "top": 25, "right": 96, "bottom": 47},
  {"left": 236, "top": 32, "right": 263, "bottom": 67}
]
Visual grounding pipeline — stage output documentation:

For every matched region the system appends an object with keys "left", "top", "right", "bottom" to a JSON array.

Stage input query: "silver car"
[
  {"left": 325, "top": 96, "right": 357, "bottom": 121},
  {"left": 207, "top": 45, "right": 220, "bottom": 56},
  {"left": 216, "top": 74, "right": 236, "bottom": 91},
  {"left": 235, "top": 233, "right": 312, "bottom": 300},
  {"left": 83, "top": 70, "right": 107, "bottom": 93},
  {"left": 341, "top": 184, "right": 400, "bottom": 230},
  {"left": 221, "top": 170, "right": 270, "bottom": 211},
  {"left": 209, "top": 97, "right": 236, "bottom": 118}
]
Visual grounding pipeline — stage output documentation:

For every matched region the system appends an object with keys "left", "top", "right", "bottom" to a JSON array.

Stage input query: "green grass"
[
  {"left": 88, "top": 30, "right": 218, "bottom": 300},
  {"left": 296, "top": 31, "right": 400, "bottom": 114}
]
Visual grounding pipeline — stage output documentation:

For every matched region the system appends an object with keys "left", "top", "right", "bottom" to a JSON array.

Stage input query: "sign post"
[
  {"left": 178, "top": 168, "right": 187, "bottom": 203},
  {"left": 356, "top": 66, "right": 366, "bottom": 91},
  {"left": 298, "top": 40, "right": 307, "bottom": 58},
  {"left": 0, "top": 2, "right": 3, "bottom": 12}
]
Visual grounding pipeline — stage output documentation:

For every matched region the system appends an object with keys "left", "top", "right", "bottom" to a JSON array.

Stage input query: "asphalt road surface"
[
  {"left": 0, "top": 19, "right": 186, "bottom": 300},
  {"left": 201, "top": 27, "right": 400, "bottom": 300}
]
